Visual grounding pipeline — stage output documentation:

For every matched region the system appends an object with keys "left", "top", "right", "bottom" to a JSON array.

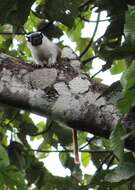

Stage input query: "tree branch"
[{"left": 0, "top": 52, "right": 135, "bottom": 152}]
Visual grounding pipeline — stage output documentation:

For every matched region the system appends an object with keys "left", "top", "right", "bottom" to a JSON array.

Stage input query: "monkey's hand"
[{"left": 31, "top": 62, "right": 44, "bottom": 68}]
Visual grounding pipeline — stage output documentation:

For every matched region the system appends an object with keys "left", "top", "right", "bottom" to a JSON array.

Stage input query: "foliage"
[{"left": 0, "top": 0, "right": 135, "bottom": 189}]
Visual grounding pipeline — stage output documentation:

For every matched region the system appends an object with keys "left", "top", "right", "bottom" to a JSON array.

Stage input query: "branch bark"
[{"left": 0, "top": 52, "right": 134, "bottom": 152}]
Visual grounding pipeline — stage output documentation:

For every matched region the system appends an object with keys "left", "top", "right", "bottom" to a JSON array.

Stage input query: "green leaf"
[
  {"left": 78, "top": 132, "right": 88, "bottom": 145},
  {"left": 89, "top": 170, "right": 109, "bottom": 188},
  {"left": 123, "top": 152, "right": 135, "bottom": 163},
  {"left": 37, "top": 141, "right": 51, "bottom": 159},
  {"left": 105, "top": 162, "right": 135, "bottom": 183},
  {"left": 121, "top": 62, "right": 135, "bottom": 90},
  {"left": 3, "top": 165, "right": 27, "bottom": 189},
  {"left": 25, "top": 11, "right": 41, "bottom": 32},
  {"left": 59, "top": 152, "right": 75, "bottom": 171},
  {"left": 67, "top": 18, "right": 84, "bottom": 42},
  {"left": 26, "top": 161, "right": 44, "bottom": 186},
  {"left": 39, "top": 175, "right": 86, "bottom": 190},
  {"left": 117, "top": 88, "right": 135, "bottom": 113},
  {"left": 81, "top": 152, "right": 90, "bottom": 167},
  {"left": 36, "top": 121, "right": 46, "bottom": 131},
  {"left": 0, "top": 173, "right": 5, "bottom": 187},
  {"left": 0, "top": 36, "right": 12, "bottom": 53},
  {"left": 53, "top": 123, "right": 72, "bottom": 146},
  {"left": 0, "top": 0, "right": 34, "bottom": 29},
  {"left": 111, "top": 60, "right": 126, "bottom": 75},
  {"left": 0, "top": 144, "right": 9, "bottom": 168},
  {"left": 43, "top": 0, "right": 81, "bottom": 27},
  {"left": 91, "top": 151, "right": 108, "bottom": 169},
  {"left": 8, "top": 141, "right": 25, "bottom": 170},
  {"left": 19, "top": 113, "right": 38, "bottom": 136},
  {"left": 76, "top": 38, "right": 93, "bottom": 62},
  {"left": 110, "top": 123, "right": 126, "bottom": 161},
  {"left": 84, "top": 174, "right": 92, "bottom": 186},
  {"left": 125, "top": 7, "right": 135, "bottom": 40},
  {"left": 34, "top": 121, "right": 46, "bottom": 140},
  {"left": 38, "top": 21, "right": 63, "bottom": 39}
]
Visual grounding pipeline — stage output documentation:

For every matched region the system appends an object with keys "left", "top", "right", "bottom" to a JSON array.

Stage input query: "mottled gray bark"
[{"left": 0, "top": 52, "right": 134, "bottom": 151}]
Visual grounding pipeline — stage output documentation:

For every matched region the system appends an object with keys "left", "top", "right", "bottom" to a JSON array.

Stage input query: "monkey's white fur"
[{"left": 27, "top": 34, "right": 60, "bottom": 67}]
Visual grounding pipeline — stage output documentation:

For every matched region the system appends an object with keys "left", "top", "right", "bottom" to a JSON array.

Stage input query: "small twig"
[
  {"left": 0, "top": 32, "right": 26, "bottom": 35},
  {"left": 0, "top": 111, "right": 19, "bottom": 130},
  {"left": 96, "top": 153, "right": 112, "bottom": 173},
  {"left": 90, "top": 68, "right": 102, "bottom": 79},
  {"left": 28, "top": 148, "right": 112, "bottom": 154},
  {"left": 80, "top": 149, "right": 112, "bottom": 153},
  {"left": 79, "top": 12, "right": 101, "bottom": 59},
  {"left": 79, "top": 15, "right": 111, "bottom": 23},
  {"left": 90, "top": 59, "right": 113, "bottom": 79},
  {"left": 30, "top": 121, "right": 53, "bottom": 136},
  {"left": 79, "top": 0, "right": 93, "bottom": 10},
  {"left": 107, "top": 154, "right": 115, "bottom": 169},
  {"left": 31, "top": 128, "right": 51, "bottom": 136},
  {"left": 28, "top": 149, "right": 71, "bottom": 153},
  {"left": 89, "top": 153, "right": 115, "bottom": 187},
  {"left": 80, "top": 136, "right": 96, "bottom": 150},
  {"left": 88, "top": 153, "right": 113, "bottom": 188},
  {"left": 82, "top": 55, "right": 98, "bottom": 65}
]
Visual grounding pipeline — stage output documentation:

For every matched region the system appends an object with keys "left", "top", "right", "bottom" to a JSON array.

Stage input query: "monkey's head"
[{"left": 26, "top": 32, "right": 43, "bottom": 46}]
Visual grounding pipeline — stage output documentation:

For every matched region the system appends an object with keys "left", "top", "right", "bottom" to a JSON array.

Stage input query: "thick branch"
[{"left": 0, "top": 52, "right": 134, "bottom": 152}]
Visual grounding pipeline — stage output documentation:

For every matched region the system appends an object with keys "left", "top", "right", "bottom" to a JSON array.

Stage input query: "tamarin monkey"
[
  {"left": 26, "top": 32, "right": 61, "bottom": 67},
  {"left": 26, "top": 32, "right": 79, "bottom": 163}
]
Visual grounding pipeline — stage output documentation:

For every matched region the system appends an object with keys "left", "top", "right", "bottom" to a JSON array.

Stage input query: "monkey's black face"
[{"left": 26, "top": 32, "right": 43, "bottom": 46}]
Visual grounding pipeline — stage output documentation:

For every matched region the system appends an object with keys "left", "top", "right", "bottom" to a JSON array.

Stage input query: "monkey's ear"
[
  {"left": 39, "top": 32, "right": 43, "bottom": 39},
  {"left": 25, "top": 34, "right": 31, "bottom": 42}
]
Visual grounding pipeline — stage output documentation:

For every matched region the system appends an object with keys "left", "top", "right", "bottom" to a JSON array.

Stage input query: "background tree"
[{"left": 0, "top": 0, "right": 135, "bottom": 189}]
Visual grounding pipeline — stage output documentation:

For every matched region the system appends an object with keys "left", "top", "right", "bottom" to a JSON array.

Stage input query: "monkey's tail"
[{"left": 72, "top": 129, "right": 79, "bottom": 164}]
